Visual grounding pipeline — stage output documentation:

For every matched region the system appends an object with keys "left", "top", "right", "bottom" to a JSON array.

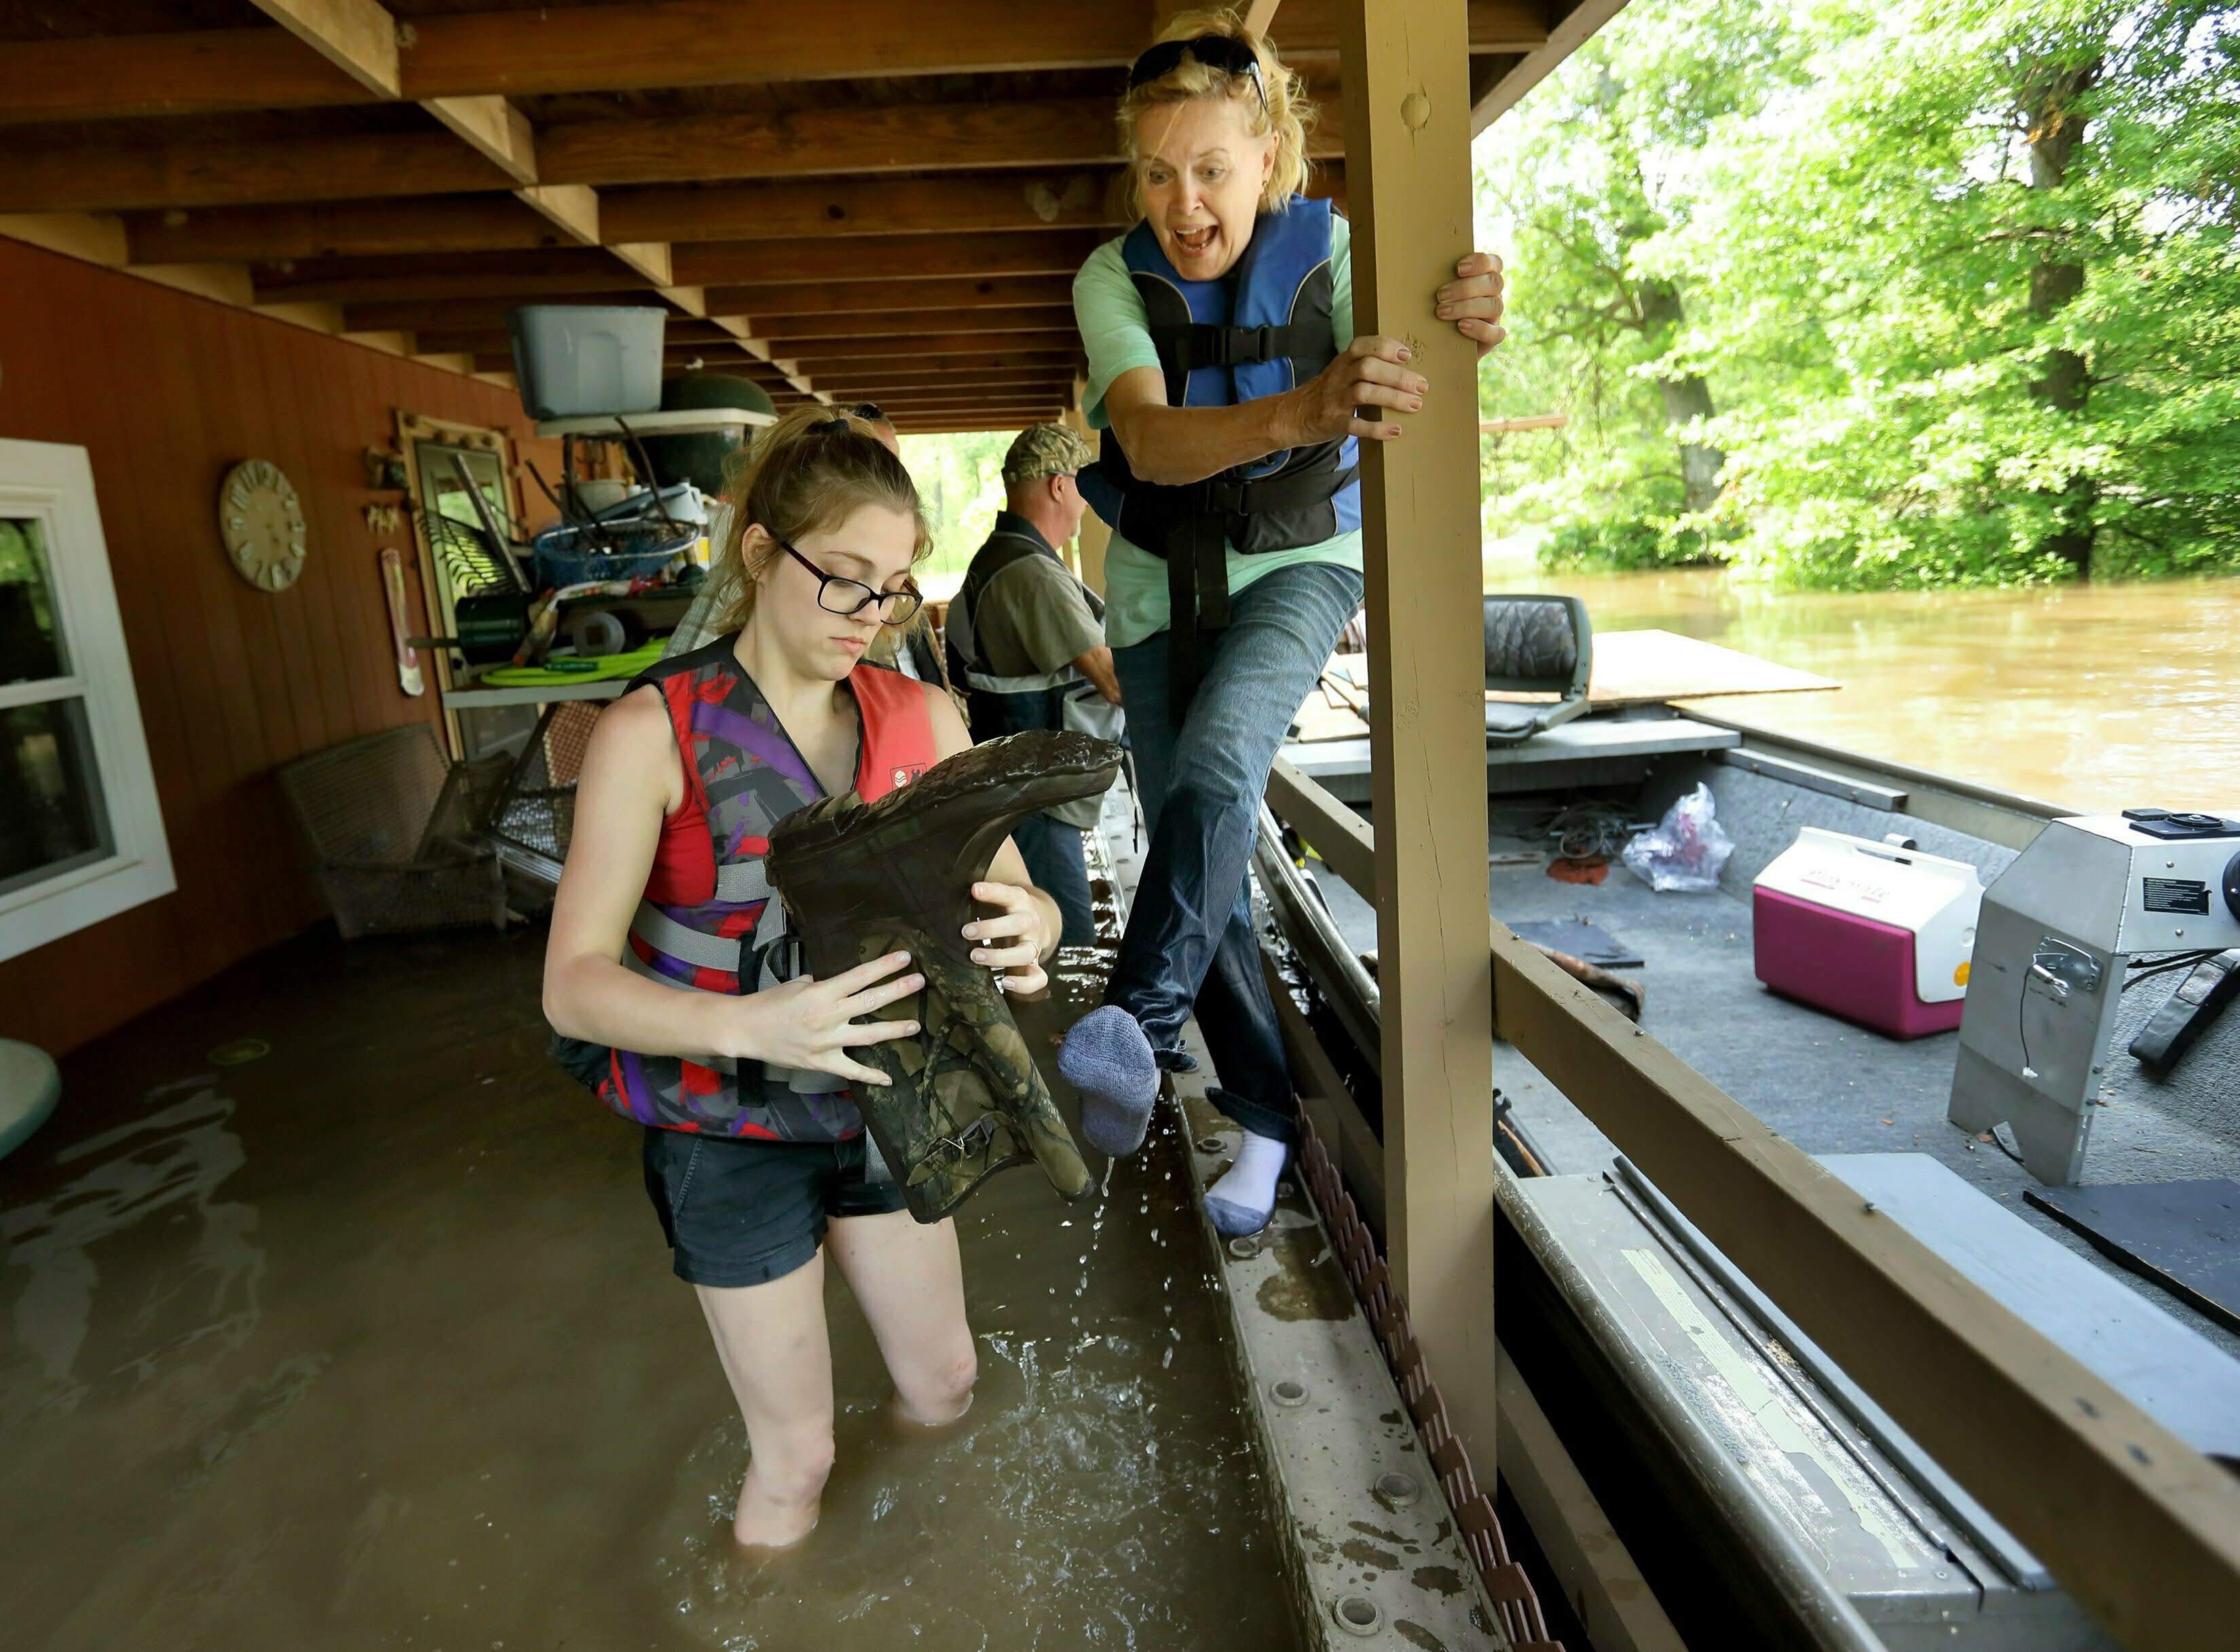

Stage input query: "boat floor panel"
[{"left": 1305, "top": 810, "right": 2240, "bottom": 1364}]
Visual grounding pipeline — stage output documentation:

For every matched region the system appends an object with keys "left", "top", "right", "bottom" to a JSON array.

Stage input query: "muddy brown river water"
[
  {"left": 0, "top": 928, "right": 1299, "bottom": 1651},
  {"left": 1485, "top": 561, "right": 2240, "bottom": 813}
]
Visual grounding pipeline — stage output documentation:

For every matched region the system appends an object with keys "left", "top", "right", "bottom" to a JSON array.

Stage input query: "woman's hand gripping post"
[{"left": 1277, "top": 250, "right": 1509, "bottom": 447}]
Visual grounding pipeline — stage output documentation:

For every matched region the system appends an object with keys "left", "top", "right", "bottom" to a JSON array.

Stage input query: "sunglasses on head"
[
  {"left": 808, "top": 403, "right": 886, "bottom": 434},
  {"left": 1127, "top": 33, "right": 1268, "bottom": 113}
]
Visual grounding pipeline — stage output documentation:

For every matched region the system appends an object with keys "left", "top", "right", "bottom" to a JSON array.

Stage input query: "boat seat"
[{"left": 1484, "top": 593, "right": 1592, "bottom": 745}]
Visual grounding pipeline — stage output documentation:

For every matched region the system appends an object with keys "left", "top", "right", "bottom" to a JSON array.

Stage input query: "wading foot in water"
[
  {"left": 1204, "top": 1128, "right": 1287, "bottom": 1237},
  {"left": 730, "top": 1444, "right": 836, "bottom": 1550},
  {"left": 1058, "top": 1005, "right": 1159, "bottom": 1156}
]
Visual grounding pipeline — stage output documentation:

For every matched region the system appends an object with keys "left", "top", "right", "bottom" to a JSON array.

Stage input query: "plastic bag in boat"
[{"left": 1622, "top": 783, "right": 1734, "bottom": 893}]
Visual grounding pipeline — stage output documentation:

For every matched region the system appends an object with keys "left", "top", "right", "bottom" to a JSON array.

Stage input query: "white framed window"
[{"left": 0, "top": 438, "right": 173, "bottom": 962}]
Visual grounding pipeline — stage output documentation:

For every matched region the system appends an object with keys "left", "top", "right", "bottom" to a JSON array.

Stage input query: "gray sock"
[{"left": 1058, "top": 1005, "right": 1158, "bottom": 1157}]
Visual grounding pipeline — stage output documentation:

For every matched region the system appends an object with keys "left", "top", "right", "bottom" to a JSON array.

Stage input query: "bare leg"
[
  {"left": 825, "top": 1210, "right": 977, "bottom": 1425},
  {"left": 694, "top": 1253, "right": 837, "bottom": 1548}
]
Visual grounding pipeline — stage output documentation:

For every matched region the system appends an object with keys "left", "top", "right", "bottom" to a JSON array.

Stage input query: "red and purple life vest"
[{"left": 601, "top": 635, "right": 935, "bottom": 1139}]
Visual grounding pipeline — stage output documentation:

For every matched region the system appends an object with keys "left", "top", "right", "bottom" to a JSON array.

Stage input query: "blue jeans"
[
  {"left": 1108, "top": 560, "right": 1365, "bottom": 1145},
  {"left": 1011, "top": 812, "right": 1096, "bottom": 948}
]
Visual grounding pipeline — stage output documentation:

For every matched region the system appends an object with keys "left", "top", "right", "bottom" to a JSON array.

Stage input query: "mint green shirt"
[{"left": 1073, "top": 213, "right": 1361, "bottom": 648}]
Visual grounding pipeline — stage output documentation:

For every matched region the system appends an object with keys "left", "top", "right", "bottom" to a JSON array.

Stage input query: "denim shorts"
[{"left": 641, "top": 1126, "right": 908, "bottom": 1288}]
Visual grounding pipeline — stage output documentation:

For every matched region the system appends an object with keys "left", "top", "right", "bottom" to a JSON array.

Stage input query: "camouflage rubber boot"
[{"left": 764, "top": 730, "right": 1124, "bottom": 1222}]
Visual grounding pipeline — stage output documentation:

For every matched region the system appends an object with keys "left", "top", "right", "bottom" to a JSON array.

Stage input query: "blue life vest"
[{"left": 1081, "top": 195, "right": 1362, "bottom": 561}]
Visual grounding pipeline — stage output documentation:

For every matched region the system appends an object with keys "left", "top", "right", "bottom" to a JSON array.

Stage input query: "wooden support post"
[{"left": 1337, "top": 0, "right": 1497, "bottom": 1461}]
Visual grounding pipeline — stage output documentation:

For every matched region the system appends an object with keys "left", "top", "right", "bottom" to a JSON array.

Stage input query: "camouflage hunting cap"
[{"left": 1002, "top": 422, "right": 1095, "bottom": 485}]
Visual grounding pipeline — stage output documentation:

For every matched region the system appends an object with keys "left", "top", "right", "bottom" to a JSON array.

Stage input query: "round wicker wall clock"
[{"left": 217, "top": 459, "right": 308, "bottom": 592}]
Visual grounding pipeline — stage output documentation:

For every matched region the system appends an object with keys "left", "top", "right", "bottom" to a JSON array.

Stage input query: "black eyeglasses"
[
  {"left": 1127, "top": 33, "right": 1268, "bottom": 112},
  {"left": 777, "top": 538, "right": 922, "bottom": 624}
]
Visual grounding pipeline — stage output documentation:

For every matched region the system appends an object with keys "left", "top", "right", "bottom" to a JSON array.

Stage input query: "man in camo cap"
[{"left": 942, "top": 423, "right": 1123, "bottom": 947}]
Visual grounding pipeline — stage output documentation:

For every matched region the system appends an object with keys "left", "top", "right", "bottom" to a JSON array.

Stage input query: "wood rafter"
[
  {"left": 0, "top": 0, "right": 1576, "bottom": 426},
  {"left": 673, "top": 232, "right": 1104, "bottom": 288},
  {"left": 783, "top": 349, "right": 1081, "bottom": 377},
  {"left": 0, "top": 3, "right": 1547, "bottom": 124},
  {"left": 811, "top": 364, "right": 1076, "bottom": 391},
  {"left": 762, "top": 331, "right": 1081, "bottom": 360},
  {"left": 236, "top": 0, "right": 817, "bottom": 397},
  {"left": 536, "top": 97, "right": 1343, "bottom": 190},
  {"left": 599, "top": 173, "right": 1127, "bottom": 244},
  {"left": 698, "top": 276, "right": 1081, "bottom": 318}
]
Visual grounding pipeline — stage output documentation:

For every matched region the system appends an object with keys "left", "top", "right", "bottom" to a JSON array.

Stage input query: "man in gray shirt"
[{"left": 943, "top": 424, "right": 1121, "bottom": 946}]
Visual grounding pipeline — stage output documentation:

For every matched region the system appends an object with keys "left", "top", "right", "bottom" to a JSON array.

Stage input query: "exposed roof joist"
[
  {"left": 0, "top": 3, "right": 1546, "bottom": 123},
  {"left": 231, "top": 0, "right": 820, "bottom": 397},
  {"left": 0, "top": 0, "right": 1591, "bottom": 424},
  {"left": 335, "top": 282, "right": 1082, "bottom": 339}
]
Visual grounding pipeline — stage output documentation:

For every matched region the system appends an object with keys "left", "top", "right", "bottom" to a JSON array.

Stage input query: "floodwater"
[
  {"left": 0, "top": 926, "right": 1299, "bottom": 1651},
  {"left": 1485, "top": 549, "right": 2240, "bottom": 814}
]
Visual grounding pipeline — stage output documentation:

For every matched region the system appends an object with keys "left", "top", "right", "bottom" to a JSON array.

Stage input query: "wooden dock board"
[{"left": 1295, "top": 628, "right": 1837, "bottom": 743}]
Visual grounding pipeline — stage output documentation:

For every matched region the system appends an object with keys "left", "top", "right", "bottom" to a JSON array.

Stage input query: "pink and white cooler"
[{"left": 1752, "top": 828, "right": 1983, "bottom": 1039}]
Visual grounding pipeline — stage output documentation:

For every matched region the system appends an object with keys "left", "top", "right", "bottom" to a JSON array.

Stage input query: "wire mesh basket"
[
  {"left": 276, "top": 724, "right": 508, "bottom": 939},
  {"left": 484, "top": 700, "right": 601, "bottom": 888}
]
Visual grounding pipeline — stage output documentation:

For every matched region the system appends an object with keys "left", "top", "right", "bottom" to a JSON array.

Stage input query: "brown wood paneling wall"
[{"left": 0, "top": 236, "right": 562, "bottom": 1056}]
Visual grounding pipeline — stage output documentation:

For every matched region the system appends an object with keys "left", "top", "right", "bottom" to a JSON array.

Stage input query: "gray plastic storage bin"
[{"left": 506, "top": 305, "right": 666, "bottom": 419}]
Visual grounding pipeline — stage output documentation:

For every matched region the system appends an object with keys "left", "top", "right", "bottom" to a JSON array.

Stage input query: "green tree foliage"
[
  {"left": 1481, "top": 0, "right": 2240, "bottom": 586},
  {"left": 1477, "top": 0, "right": 1808, "bottom": 563},
  {"left": 896, "top": 430, "right": 1019, "bottom": 583}
]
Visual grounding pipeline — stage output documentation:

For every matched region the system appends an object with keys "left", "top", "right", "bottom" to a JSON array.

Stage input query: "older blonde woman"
[{"left": 1058, "top": 10, "right": 1506, "bottom": 1236}]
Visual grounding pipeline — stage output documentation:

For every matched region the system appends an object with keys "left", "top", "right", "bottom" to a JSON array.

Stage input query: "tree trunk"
[
  {"left": 2026, "top": 58, "right": 2101, "bottom": 576},
  {"left": 1637, "top": 280, "right": 1726, "bottom": 513}
]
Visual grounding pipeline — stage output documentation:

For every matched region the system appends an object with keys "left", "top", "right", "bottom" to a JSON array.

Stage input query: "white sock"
[{"left": 1208, "top": 1129, "right": 1286, "bottom": 1222}]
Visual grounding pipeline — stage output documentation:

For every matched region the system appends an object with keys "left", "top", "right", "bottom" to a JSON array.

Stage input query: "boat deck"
[{"left": 1303, "top": 753, "right": 2240, "bottom": 1364}]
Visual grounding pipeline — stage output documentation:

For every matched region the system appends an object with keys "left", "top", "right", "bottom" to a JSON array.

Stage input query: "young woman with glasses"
[
  {"left": 1057, "top": 8, "right": 1507, "bottom": 1237},
  {"left": 543, "top": 405, "right": 1062, "bottom": 1550}
]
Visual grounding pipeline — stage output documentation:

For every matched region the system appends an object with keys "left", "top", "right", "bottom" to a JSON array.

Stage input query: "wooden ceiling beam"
[
  {"left": 1470, "top": 0, "right": 1631, "bottom": 134},
  {"left": 253, "top": 249, "right": 660, "bottom": 303},
  {"left": 244, "top": 232, "right": 1096, "bottom": 305},
  {"left": 748, "top": 306, "right": 1079, "bottom": 339},
  {"left": 0, "top": 30, "right": 376, "bottom": 125},
  {"left": 240, "top": 0, "right": 781, "bottom": 386},
  {"left": 3, "top": 97, "right": 1333, "bottom": 216},
  {"left": 417, "top": 319, "right": 744, "bottom": 354},
  {"left": 800, "top": 358, "right": 1079, "bottom": 386},
  {"left": 399, "top": 0, "right": 1157, "bottom": 99},
  {"left": 0, "top": 5, "right": 1544, "bottom": 127},
  {"left": 1271, "top": 0, "right": 1548, "bottom": 59},
  {"left": 764, "top": 331, "right": 1079, "bottom": 360},
  {"left": 334, "top": 284, "right": 1079, "bottom": 337},
  {"left": 538, "top": 99, "right": 1129, "bottom": 189},
  {"left": 675, "top": 230, "right": 1102, "bottom": 286},
  {"left": 701, "top": 275, "right": 1078, "bottom": 316},
  {"left": 0, "top": 131, "right": 512, "bottom": 215},
  {"left": 787, "top": 350, "right": 1080, "bottom": 375},
  {"left": 124, "top": 195, "right": 574, "bottom": 263},
  {"left": 1, "top": 98, "right": 1331, "bottom": 217},
  {"left": 879, "top": 386, "right": 1070, "bottom": 399},
  {"left": 115, "top": 165, "right": 1330, "bottom": 267},
  {"left": 599, "top": 172, "right": 1125, "bottom": 244},
  {"left": 885, "top": 400, "right": 1059, "bottom": 411},
  {"left": 340, "top": 294, "right": 652, "bottom": 331}
]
